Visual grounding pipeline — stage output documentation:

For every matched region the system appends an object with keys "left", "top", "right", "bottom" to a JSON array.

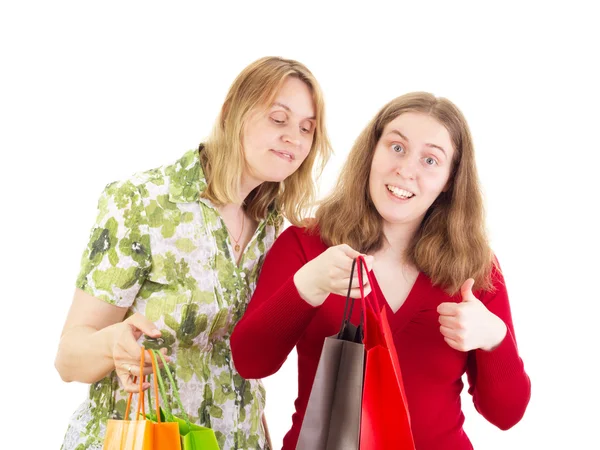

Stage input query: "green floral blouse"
[{"left": 61, "top": 149, "right": 282, "bottom": 450}]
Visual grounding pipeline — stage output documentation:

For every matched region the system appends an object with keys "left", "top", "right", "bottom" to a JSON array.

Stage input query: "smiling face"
[
  {"left": 369, "top": 112, "right": 455, "bottom": 229},
  {"left": 241, "top": 76, "right": 316, "bottom": 185}
]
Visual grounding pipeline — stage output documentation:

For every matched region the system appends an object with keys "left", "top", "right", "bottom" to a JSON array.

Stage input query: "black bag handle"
[{"left": 337, "top": 258, "right": 364, "bottom": 341}]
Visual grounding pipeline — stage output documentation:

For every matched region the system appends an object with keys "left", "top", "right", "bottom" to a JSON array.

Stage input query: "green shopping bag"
[{"left": 147, "top": 350, "right": 220, "bottom": 450}]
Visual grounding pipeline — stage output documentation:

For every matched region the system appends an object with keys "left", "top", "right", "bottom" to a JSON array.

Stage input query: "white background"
[{"left": 1, "top": 1, "right": 599, "bottom": 449}]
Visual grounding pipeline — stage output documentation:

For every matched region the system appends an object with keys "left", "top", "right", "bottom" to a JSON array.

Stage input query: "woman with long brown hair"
[
  {"left": 231, "top": 92, "right": 531, "bottom": 449},
  {"left": 55, "top": 56, "right": 332, "bottom": 450}
]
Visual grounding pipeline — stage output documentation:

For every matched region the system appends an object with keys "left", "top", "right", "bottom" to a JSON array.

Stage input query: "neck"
[
  {"left": 239, "top": 171, "right": 263, "bottom": 203},
  {"left": 379, "top": 220, "right": 421, "bottom": 262},
  {"left": 218, "top": 202, "right": 245, "bottom": 216},
  {"left": 218, "top": 174, "right": 258, "bottom": 219}
]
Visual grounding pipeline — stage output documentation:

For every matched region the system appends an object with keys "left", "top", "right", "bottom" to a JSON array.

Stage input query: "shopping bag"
[
  {"left": 103, "top": 347, "right": 181, "bottom": 450},
  {"left": 356, "top": 256, "right": 415, "bottom": 450},
  {"left": 296, "top": 259, "right": 365, "bottom": 450},
  {"left": 147, "top": 350, "right": 220, "bottom": 450},
  {"left": 297, "top": 256, "right": 416, "bottom": 449}
]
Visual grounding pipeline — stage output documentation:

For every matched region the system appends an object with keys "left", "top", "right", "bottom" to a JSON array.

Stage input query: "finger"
[
  {"left": 438, "top": 315, "right": 460, "bottom": 328},
  {"left": 120, "top": 374, "right": 151, "bottom": 393},
  {"left": 336, "top": 244, "right": 362, "bottom": 259},
  {"left": 439, "top": 325, "right": 462, "bottom": 341},
  {"left": 332, "top": 253, "right": 358, "bottom": 275},
  {"left": 362, "top": 255, "right": 375, "bottom": 272},
  {"left": 144, "top": 349, "right": 171, "bottom": 371},
  {"left": 118, "top": 353, "right": 164, "bottom": 378},
  {"left": 115, "top": 330, "right": 146, "bottom": 362},
  {"left": 437, "top": 302, "right": 459, "bottom": 316},
  {"left": 125, "top": 313, "right": 161, "bottom": 338},
  {"left": 443, "top": 336, "right": 465, "bottom": 352},
  {"left": 348, "top": 273, "right": 371, "bottom": 289},
  {"left": 342, "top": 285, "right": 373, "bottom": 298},
  {"left": 460, "top": 278, "right": 476, "bottom": 302},
  {"left": 335, "top": 277, "right": 370, "bottom": 291},
  {"left": 358, "top": 259, "right": 371, "bottom": 284}
]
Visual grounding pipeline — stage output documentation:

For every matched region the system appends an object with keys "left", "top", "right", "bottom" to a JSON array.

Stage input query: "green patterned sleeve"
[{"left": 76, "top": 179, "right": 152, "bottom": 307}]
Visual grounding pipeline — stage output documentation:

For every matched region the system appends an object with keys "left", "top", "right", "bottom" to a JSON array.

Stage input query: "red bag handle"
[{"left": 356, "top": 255, "right": 382, "bottom": 319}]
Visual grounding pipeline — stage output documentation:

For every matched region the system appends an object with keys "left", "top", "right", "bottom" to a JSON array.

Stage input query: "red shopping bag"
[{"left": 357, "top": 256, "right": 415, "bottom": 450}]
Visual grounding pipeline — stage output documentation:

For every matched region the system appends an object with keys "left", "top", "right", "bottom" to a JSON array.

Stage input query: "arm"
[
  {"left": 230, "top": 227, "right": 371, "bottom": 379},
  {"left": 231, "top": 227, "right": 318, "bottom": 379},
  {"left": 466, "top": 266, "right": 531, "bottom": 429},
  {"left": 55, "top": 288, "right": 159, "bottom": 389},
  {"left": 54, "top": 180, "right": 162, "bottom": 392},
  {"left": 55, "top": 289, "right": 128, "bottom": 383}
]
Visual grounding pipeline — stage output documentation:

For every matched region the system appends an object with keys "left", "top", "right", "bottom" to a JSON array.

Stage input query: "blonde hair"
[
  {"left": 201, "top": 56, "right": 332, "bottom": 226},
  {"left": 315, "top": 92, "right": 494, "bottom": 294}
]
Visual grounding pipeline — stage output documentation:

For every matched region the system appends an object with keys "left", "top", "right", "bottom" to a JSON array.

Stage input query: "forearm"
[
  {"left": 470, "top": 329, "right": 531, "bottom": 429},
  {"left": 231, "top": 277, "right": 318, "bottom": 379},
  {"left": 55, "top": 324, "right": 116, "bottom": 384}
]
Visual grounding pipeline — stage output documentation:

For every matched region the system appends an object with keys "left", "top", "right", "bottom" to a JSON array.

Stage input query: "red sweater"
[{"left": 231, "top": 226, "right": 530, "bottom": 450}]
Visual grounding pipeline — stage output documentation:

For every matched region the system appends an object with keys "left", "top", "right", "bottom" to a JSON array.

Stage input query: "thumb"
[
  {"left": 337, "top": 244, "right": 362, "bottom": 259},
  {"left": 125, "top": 313, "right": 161, "bottom": 338},
  {"left": 460, "top": 278, "right": 476, "bottom": 302}
]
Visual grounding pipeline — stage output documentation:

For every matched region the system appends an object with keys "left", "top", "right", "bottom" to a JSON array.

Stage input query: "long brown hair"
[
  {"left": 201, "top": 56, "right": 332, "bottom": 226},
  {"left": 315, "top": 92, "right": 494, "bottom": 294}
]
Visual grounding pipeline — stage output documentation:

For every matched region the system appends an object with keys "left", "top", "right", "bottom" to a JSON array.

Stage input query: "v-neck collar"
[{"left": 369, "top": 271, "right": 429, "bottom": 332}]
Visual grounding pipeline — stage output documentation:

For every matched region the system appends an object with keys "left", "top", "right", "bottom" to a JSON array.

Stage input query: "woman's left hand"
[{"left": 437, "top": 278, "right": 507, "bottom": 352}]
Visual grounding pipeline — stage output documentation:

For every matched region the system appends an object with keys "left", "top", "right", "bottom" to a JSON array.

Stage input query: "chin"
[
  {"left": 377, "top": 208, "right": 412, "bottom": 225},
  {"left": 264, "top": 171, "right": 296, "bottom": 183}
]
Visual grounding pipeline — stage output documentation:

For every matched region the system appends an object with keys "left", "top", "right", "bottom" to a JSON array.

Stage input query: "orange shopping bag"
[{"left": 103, "top": 346, "right": 181, "bottom": 450}]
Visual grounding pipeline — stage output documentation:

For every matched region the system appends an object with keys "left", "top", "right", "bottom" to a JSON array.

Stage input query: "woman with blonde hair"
[
  {"left": 231, "top": 92, "right": 531, "bottom": 449},
  {"left": 55, "top": 56, "right": 332, "bottom": 450}
]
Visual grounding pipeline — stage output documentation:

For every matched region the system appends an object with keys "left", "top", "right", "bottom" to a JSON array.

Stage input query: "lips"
[
  {"left": 270, "top": 149, "right": 295, "bottom": 161},
  {"left": 386, "top": 184, "right": 415, "bottom": 199}
]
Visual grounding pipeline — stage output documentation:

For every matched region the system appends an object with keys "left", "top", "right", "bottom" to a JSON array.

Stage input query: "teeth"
[{"left": 387, "top": 185, "right": 414, "bottom": 199}]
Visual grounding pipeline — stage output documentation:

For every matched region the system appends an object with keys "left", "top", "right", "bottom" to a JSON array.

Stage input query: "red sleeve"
[
  {"left": 231, "top": 226, "right": 320, "bottom": 379},
  {"left": 466, "top": 262, "right": 531, "bottom": 430}
]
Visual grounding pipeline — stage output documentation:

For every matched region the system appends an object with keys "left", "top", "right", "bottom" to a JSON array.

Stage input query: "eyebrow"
[
  {"left": 272, "top": 102, "right": 315, "bottom": 120},
  {"left": 388, "top": 129, "right": 447, "bottom": 156}
]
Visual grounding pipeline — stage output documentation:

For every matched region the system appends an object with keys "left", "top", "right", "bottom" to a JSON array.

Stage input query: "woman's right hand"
[
  {"left": 110, "top": 313, "right": 168, "bottom": 393},
  {"left": 293, "top": 244, "right": 374, "bottom": 306}
]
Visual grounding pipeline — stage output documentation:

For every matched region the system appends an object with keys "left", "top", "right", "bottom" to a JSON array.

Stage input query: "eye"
[
  {"left": 270, "top": 111, "right": 287, "bottom": 125},
  {"left": 300, "top": 122, "right": 314, "bottom": 134},
  {"left": 392, "top": 143, "right": 405, "bottom": 153},
  {"left": 424, "top": 157, "right": 438, "bottom": 166}
]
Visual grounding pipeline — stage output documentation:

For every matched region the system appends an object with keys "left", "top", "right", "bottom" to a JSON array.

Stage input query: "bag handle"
[
  {"left": 338, "top": 258, "right": 359, "bottom": 338},
  {"left": 148, "top": 349, "right": 193, "bottom": 432},
  {"left": 123, "top": 346, "right": 161, "bottom": 422},
  {"left": 356, "top": 255, "right": 382, "bottom": 321},
  {"left": 338, "top": 256, "right": 380, "bottom": 341}
]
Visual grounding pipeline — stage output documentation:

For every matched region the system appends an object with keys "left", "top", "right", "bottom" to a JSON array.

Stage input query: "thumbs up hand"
[{"left": 436, "top": 279, "right": 507, "bottom": 352}]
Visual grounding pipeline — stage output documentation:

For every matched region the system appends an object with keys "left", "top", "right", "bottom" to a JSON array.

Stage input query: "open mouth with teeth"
[{"left": 386, "top": 184, "right": 415, "bottom": 199}]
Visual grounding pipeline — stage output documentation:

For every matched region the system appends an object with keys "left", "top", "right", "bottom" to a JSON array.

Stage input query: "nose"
[
  {"left": 282, "top": 126, "right": 301, "bottom": 147},
  {"left": 395, "top": 157, "right": 417, "bottom": 180}
]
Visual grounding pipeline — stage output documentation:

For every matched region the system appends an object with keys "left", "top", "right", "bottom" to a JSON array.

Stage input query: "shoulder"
[
  {"left": 101, "top": 149, "right": 201, "bottom": 206},
  {"left": 273, "top": 223, "right": 328, "bottom": 257},
  {"left": 475, "top": 253, "right": 508, "bottom": 303}
]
